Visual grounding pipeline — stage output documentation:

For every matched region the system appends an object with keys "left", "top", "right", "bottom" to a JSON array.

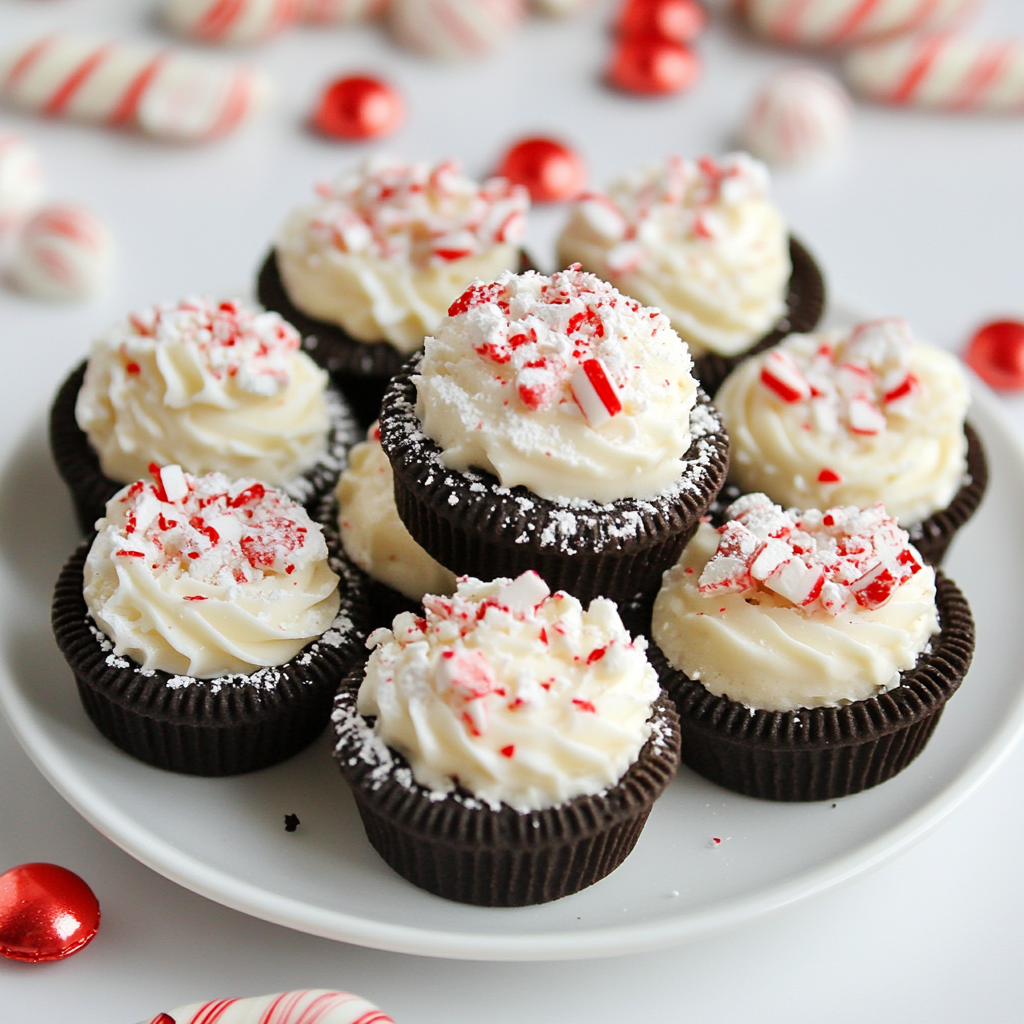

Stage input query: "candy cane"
[
  {"left": 0, "top": 133, "right": 44, "bottom": 233},
  {"left": 845, "top": 32, "right": 1024, "bottom": 110},
  {"left": 162, "top": 0, "right": 300, "bottom": 44},
  {"left": 144, "top": 989, "right": 395, "bottom": 1024},
  {"left": 388, "top": 0, "right": 525, "bottom": 59},
  {"left": 0, "top": 34, "right": 268, "bottom": 142},
  {"left": 739, "top": 0, "right": 978, "bottom": 48}
]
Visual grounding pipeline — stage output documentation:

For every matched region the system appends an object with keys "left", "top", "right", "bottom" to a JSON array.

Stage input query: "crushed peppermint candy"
[
  {"left": 698, "top": 493, "right": 923, "bottom": 614},
  {"left": 572, "top": 152, "right": 772, "bottom": 258},
  {"left": 304, "top": 156, "right": 528, "bottom": 270},
  {"left": 758, "top": 318, "right": 923, "bottom": 438},
  {"left": 116, "top": 297, "right": 301, "bottom": 397}
]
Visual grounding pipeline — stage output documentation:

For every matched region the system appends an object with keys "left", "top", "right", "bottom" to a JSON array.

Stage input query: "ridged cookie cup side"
[
  {"left": 378, "top": 356, "right": 730, "bottom": 630},
  {"left": 49, "top": 360, "right": 359, "bottom": 536},
  {"left": 258, "top": 249, "right": 537, "bottom": 429},
  {"left": 650, "top": 571, "right": 974, "bottom": 802},
  {"left": 692, "top": 236, "right": 826, "bottom": 398},
  {"left": 52, "top": 540, "right": 368, "bottom": 776},
  {"left": 332, "top": 668, "right": 681, "bottom": 906}
]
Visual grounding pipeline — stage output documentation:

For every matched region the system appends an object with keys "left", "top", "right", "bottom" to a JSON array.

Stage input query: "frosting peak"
[{"left": 415, "top": 266, "right": 698, "bottom": 503}]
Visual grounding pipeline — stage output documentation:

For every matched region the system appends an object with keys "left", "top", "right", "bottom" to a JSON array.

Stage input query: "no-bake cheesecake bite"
[
  {"left": 556, "top": 152, "right": 825, "bottom": 395},
  {"left": 258, "top": 156, "right": 532, "bottom": 426},
  {"left": 714, "top": 317, "right": 987, "bottom": 564},
  {"left": 51, "top": 297, "right": 356, "bottom": 534},
  {"left": 52, "top": 466, "right": 366, "bottom": 775},
  {"left": 378, "top": 265, "right": 730, "bottom": 625},
  {"left": 332, "top": 571, "right": 680, "bottom": 905},
  {"left": 329, "top": 421, "right": 456, "bottom": 626},
  {"left": 650, "top": 493, "right": 974, "bottom": 800}
]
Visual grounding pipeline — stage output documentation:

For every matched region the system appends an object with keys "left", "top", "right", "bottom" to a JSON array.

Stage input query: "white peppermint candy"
[
  {"left": 297, "top": 0, "right": 387, "bottom": 20},
  {"left": 8, "top": 204, "right": 114, "bottom": 302},
  {"left": 0, "top": 134, "right": 44, "bottom": 234},
  {"left": 388, "top": 0, "right": 525, "bottom": 59},
  {"left": 162, "top": 0, "right": 299, "bottom": 44}
]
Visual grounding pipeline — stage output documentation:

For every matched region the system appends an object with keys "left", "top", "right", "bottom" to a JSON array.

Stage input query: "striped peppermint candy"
[
  {"left": 162, "top": 0, "right": 300, "bottom": 44},
  {"left": 149, "top": 989, "right": 394, "bottom": 1024},
  {"left": 8, "top": 203, "right": 115, "bottom": 302},
  {"left": 739, "top": 0, "right": 978, "bottom": 48},
  {"left": 388, "top": 0, "right": 525, "bottom": 59},
  {"left": 297, "top": 0, "right": 388, "bottom": 22},
  {"left": 845, "top": 32, "right": 1024, "bottom": 111},
  {"left": 0, "top": 34, "right": 268, "bottom": 142},
  {"left": 0, "top": 133, "right": 44, "bottom": 234}
]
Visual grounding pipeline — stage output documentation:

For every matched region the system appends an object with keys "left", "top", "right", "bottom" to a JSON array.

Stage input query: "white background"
[{"left": 1, "top": 0, "right": 1024, "bottom": 1020}]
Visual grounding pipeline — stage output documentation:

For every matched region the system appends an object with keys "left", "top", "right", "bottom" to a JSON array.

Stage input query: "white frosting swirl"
[
  {"left": 358, "top": 572, "right": 661, "bottom": 812},
  {"left": 716, "top": 318, "right": 970, "bottom": 523},
  {"left": 159, "top": 989, "right": 393, "bottom": 1024},
  {"left": 653, "top": 497, "right": 939, "bottom": 712},
  {"left": 276, "top": 157, "right": 529, "bottom": 352},
  {"left": 556, "top": 153, "right": 791, "bottom": 357},
  {"left": 85, "top": 469, "right": 341, "bottom": 679},
  {"left": 337, "top": 423, "right": 456, "bottom": 601},
  {"left": 415, "top": 266, "right": 698, "bottom": 503},
  {"left": 76, "top": 297, "right": 330, "bottom": 488}
]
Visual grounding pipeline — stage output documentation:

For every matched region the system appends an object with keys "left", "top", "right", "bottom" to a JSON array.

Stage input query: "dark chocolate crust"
[
  {"left": 49, "top": 360, "right": 358, "bottom": 536},
  {"left": 692, "top": 235, "right": 826, "bottom": 398},
  {"left": 257, "top": 248, "right": 536, "bottom": 428},
  {"left": 711, "top": 423, "right": 988, "bottom": 568},
  {"left": 651, "top": 571, "right": 974, "bottom": 801},
  {"left": 52, "top": 539, "right": 368, "bottom": 776},
  {"left": 332, "top": 669, "right": 681, "bottom": 906},
  {"left": 378, "top": 354, "right": 730, "bottom": 626}
]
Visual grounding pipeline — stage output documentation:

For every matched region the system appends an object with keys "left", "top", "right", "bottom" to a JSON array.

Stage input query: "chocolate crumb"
[{"left": 284, "top": 813, "right": 300, "bottom": 832}]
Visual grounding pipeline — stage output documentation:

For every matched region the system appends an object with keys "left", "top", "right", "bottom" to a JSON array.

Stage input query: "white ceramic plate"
[{"left": 1, "top": 358, "right": 1023, "bottom": 962}]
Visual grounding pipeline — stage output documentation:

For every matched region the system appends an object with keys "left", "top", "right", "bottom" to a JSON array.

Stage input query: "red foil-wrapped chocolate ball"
[
  {"left": 607, "top": 37, "right": 701, "bottom": 95},
  {"left": 617, "top": 0, "right": 706, "bottom": 43},
  {"left": 0, "top": 863, "right": 100, "bottom": 962},
  {"left": 312, "top": 75, "right": 405, "bottom": 140},
  {"left": 497, "top": 137, "right": 586, "bottom": 202},
  {"left": 965, "top": 319, "right": 1024, "bottom": 390}
]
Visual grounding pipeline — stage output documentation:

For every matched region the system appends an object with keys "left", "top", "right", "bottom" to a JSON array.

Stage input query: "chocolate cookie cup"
[
  {"left": 692, "top": 235, "right": 826, "bottom": 398},
  {"left": 332, "top": 666, "right": 681, "bottom": 906},
  {"left": 650, "top": 571, "right": 973, "bottom": 802},
  {"left": 258, "top": 248, "right": 536, "bottom": 428},
  {"left": 710, "top": 422, "right": 987, "bottom": 568},
  {"left": 379, "top": 354, "right": 730, "bottom": 630},
  {"left": 52, "top": 537, "right": 367, "bottom": 776},
  {"left": 50, "top": 361, "right": 359, "bottom": 535}
]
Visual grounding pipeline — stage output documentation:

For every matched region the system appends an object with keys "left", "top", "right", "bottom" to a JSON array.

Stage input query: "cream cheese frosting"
[
  {"left": 716, "top": 318, "right": 970, "bottom": 524},
  {"left": 414, "top": 265, "right": 698, "bottom": 503},
  {"left": 652, "top": 494, "right": 939, "bottom": 712},
  {"left": 356, "top": 572, "right": 661, "bottom": 812},
  {"left": 556, "top": 153, "right": 791, "bottom": 357},
  {"left": 275, "top": 157, "right": 529, "bottom": 352},
  {"left": 337, "top": 423, "right": 456, "bottom": 601},
  {"left": 85, "top": 467, "right": 341, "bottom": 678},
  {"left": 76, "top": 297, "right": 331, "bottom": 488}
]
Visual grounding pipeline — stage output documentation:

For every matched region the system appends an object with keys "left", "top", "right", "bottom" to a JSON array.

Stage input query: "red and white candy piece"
[
  {"left": 760, "top": 347, "right": 812, "bottom": 402},
  {"left": 0, "top": 134, "right": 44, "bottom": 234},
  {"left": 607, "top": 37, "right": 701, "bottom": 94},
  {"left": 617, "top": 0, "right": 706, "bottom": 44},
  {"left": 0, "top": 863, "right": 100, "bottom": 962},
  {"left": 845, "top": 32, "right": 1024, "bottom": 111},
  {"left": 297, "top": 0, "right": 388, "bottom": 22},
  {"left": 312, "top": 76, "right": 404, "bottom": 140},
  {"left": 964, "top": 319, "right": 1024, "bottom": 390},
  {"left": 496, "top": 137, "right": 586, "bottom": 202},
  {"left": 570, "top": 357, "right": 623, "bottom": 427},
  {"left": 388, "top": 0, "right": 525, "bottom": 60},
  {"left": 161, "top": 0, "right": 299, "bottom": 45},
  {"left": 530, "top": 0, "right": 593, "bottom": 17},
  {"left": 740, "top": 0, "right": 977, "bottom": 49},
  {"left": 8, "top": 204, "right": 114, "bottom": 302},
  {"left": 148, "top": 989, "right": 395, "bottom": 1024},
  {"left": 0, "top": 34, "right": 268, "bottom": 142},
  {"left": 741, "top": 66, "right": 851, "bottom": 167}
]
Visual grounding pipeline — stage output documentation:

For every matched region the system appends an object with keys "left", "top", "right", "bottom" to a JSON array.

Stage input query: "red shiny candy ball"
[
  {"left": 617, "top": 0, "right": 706, "bottom": 43},
  {"left": 965, "top": 319, "right": 1024, "bottom": 390},
  {"left": 497, "top": 137, "right": 587, "bottom": 203},
  {"left": 0, "top": 863, "right": 100, "bottom": 962},
  {"left": 608, "top": 38, "right": 701, "bottom": 95},
  {"left": 312, "top": 76, "right": 404, "bottom": 141}
]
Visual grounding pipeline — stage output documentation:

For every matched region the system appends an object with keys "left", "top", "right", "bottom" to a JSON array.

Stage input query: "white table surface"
[{"left": 1, "top": 0, "right": 1024, "bottom": 1020}]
